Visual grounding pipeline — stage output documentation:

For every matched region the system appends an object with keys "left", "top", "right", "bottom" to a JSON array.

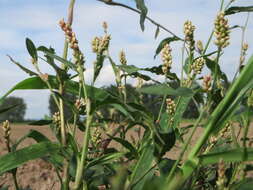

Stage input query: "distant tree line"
[{"left": 0, "top": 96, "right": 27, "bottom": 122}]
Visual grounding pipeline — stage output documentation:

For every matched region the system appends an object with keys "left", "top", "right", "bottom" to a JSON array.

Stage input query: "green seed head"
[
  {"left": 119, "top": 50, "right": 127, "bottom": 65},
  {"left": 161, "top": 44, "right": 173, "bottom": 74},
  {"left": 214, "top": 12, "right": 230, "bottom": 48},
  {"left": 191, "top": 57, "right": 205, "bottom": 75}
]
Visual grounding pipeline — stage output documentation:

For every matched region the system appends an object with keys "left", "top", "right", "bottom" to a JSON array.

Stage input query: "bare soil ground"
[{"left": 0, "top": 124, "right": 253, "bottom": 190}]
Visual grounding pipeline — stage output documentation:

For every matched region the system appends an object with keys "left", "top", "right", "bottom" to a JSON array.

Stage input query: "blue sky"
[{"left": 0, "top": 0, "right": 252, "bottom": 119}]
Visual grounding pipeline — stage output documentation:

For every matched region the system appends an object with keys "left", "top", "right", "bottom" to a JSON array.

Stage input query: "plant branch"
[{"left": 97, "top": 0, "right": 183, "bottom": 41}]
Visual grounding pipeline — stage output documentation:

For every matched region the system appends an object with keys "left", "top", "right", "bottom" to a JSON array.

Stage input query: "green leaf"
[
  {"left": 7, "top": 55, "right": 37, "bottom": 76},
  {"left": 118, "top": 65, "right": 140, "bottom": 74},
  {"left": 12, "top": 129, "right": 51, "bottom": 151},
  {"left": 25, "top": 38, "right": 38, "bottom": 61},
  {"left": 29, "top": 119, "right": 53, "bottom": 125},
  {"left": 87, "top": 152, "right": 125, "bottom": 168},
  {"left": 198, "top": 148, "right": 253, "bottom": 165},
  {"left": 111, "top": 103, "right": 134, "bottom": 120},
  {"left": 129, "top": 140, "right": 155, "bottom": 190},
  {"left": 108, "top": 135, "right": 138, "bottom": 158},
  {"left": 225, "top": 6, "right": 253, "bottom": 15},
  {"left": 153, "top": 128, "right": 176, "bottom": 159},
  {"left": 158, "top": 158, "right": 176, "bottom": 176},
  {"left": 93, "top": 54, "right": 106, "bottom": 83},
  {"left": 0, "top": 142, "right": 60, "bottom": 175},
  {"left": 0, "top": 76, "right": 110, "bottom": 103},
  {"left": 155, "top": 26, "right": 160, "bottom": 39},
  {"left": 205, "top": 58, "right": 228, "bottom": 84},
  {"left": 41, "top": 50, "right": 77, "bottom": 71},
  {"left": 138, "top": 84, "right": 193, "bottom": 97},
  {"left": 135, "top": 0, "right": 148, "bottom": 31},
  {"left": 232, "top": 178, "right": 253, "bottom": 190},
  {"left": 154, "top": 37, "right": 180, "bottom": 58}
]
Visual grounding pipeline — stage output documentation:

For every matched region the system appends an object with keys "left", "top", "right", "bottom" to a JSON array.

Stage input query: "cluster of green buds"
[
  {"left": 2, "top": 120, "right": 11, "bottom": 143},
  {"left": 214, "top": 12, "right": 230, "bottom": 49},
  {"left": 191, "top": 57, "right": 205, "bottom": 75},
  {"left": 119, "top": 50, "right": 127, "bottom": 65},
  {"left": 240, "top": 43, "right": 249, "bottom": 65},
  {"left": 91, "top": 128, "right": 102, "bottom": 148},
  {"left": 196, "top": 40, "right": 204, "bottom": 54},
  {"left": 75, "top": 98, "right": 86, "bottom": 111},
  {"left": 52, "top": 112, "right": 61, "bottom": 126},
  {"left": 59, "top": 19, "right": 85, "bottom": 65},
  {"left": 91, "top": 34, "right": 111, "bottom": 54},
  {"left": 184, "top": 20, "right": 195, "bottom": 53},
  {"left": 161, "top": 44, "right": 173, "bottom": 74},
  {"left": 216, "top": 160, "right": 228, "bottom": 190},
  {"left": 91, "top": 22, "right": 111, "bottom": 55},
  {"left": 202, "top": 75, "right": 212, "bottom": 92},
  {"left": 166, "top": 98, "right": 176, "bottom": 115},
  {"left": 181, "top": 78, "right": 192, "bottom": 87}
]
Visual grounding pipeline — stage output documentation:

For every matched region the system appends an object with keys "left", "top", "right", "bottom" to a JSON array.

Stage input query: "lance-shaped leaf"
[
  {"left": 7, "top": 55, "right": 37, "bottom": 76},
  {"left": 154, "top": 36, "right": 180, "bottom": 58},
  {"left": 135, "top": 0, "right": 148, "bottom": 31},
  {"left": 138, "top": 84, "right": 193, "bottom": 97},
  {"left": 0, "top": 142, "right": 61, "bottom": 175},
  {"left": 225, "top": 6, "right": 253, "bottom": 15},
  {"left": 93, "top": 54, "right": 106, "bottom": 83},
  {"left": 129, "top": 140, "right": 155, "bottom": 190},
  {"left": 0, "top": 76, "right": 110, "bottom": 103},
  {"left": 26, "top": 38, "right": 38, "bottom": 61}
]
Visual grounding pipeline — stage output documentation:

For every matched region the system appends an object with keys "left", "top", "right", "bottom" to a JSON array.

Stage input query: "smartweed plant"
[{"left": 1, "top": 0, "right": 253, "bottom": 189}]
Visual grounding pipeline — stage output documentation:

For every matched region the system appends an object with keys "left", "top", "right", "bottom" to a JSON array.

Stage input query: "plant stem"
[
  {"left": 97, "top": 0, "right": 183, "bottom": 41},
  {"left": 232, "top": 13, "right": 250, "bottom": 83},
  {"left": 60, "top": 1, "right": 76, "bottom": 187},
  {"left": 212, "top": 47, "right": 222, "bottom": 90},
  {"left": 6, "top": 141, "right": 19, "bottom": 190},
  {"left": 166, "top": 105, "right": 207, "bottom": 183},
  {"left": 73, "top": 67, "right": 93, "bottom": 190}
]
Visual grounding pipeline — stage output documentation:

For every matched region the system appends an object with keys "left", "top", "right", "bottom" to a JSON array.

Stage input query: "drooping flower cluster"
[
  {"left": 184, "top": 20, "right": 195, "bottom": 53},
  {"left": 191, "top": 57, "right": 206, "bottom": 75},
  {"left": 59, "top": 19, "right": 85, "bottom": 65},
  {"left": 214, "top": 12, "right": 230, "bottom": 48},
  {"left": 166, "top": 98, "right": 176, "bottom": 115},
  {"left": 161, "top": 44, "right": 173, "bottom": 74},
  {"left": 203, "top": 75, "right": 212, "bottom": 92},
  {"left": 119, "top": 50, "right": 127, "bottom": 65}
]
